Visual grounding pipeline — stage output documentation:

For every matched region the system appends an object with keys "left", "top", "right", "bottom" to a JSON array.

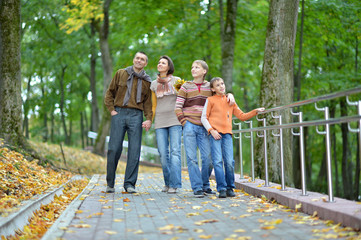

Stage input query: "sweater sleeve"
[
  {"left": 233, "top": 104, "right": 258, "bottom": 121},
  {"left": 174, "top": 85, "right": 187, "bottom": 126},
  {"left": 201, "top": 99, "right": 213, "bottom": 132},
  {"left": 151, "top": 91, "right": 157, "bottom": 122}
]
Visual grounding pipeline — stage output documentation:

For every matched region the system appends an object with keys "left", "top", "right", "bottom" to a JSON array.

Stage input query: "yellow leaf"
[
  {"left": 192, "top": 206, "right": 202, "bottom": 209},
  {"left": 194, "top": 228, "right": 204, "bottom": 233},
  {"left": 234, "top": 229, "right": 246, "bottom": 233},
  {"left": 71, "top": 224, "right": 91, "bottom": 228},
  {"left": 105, "top": 230, "right": 117, "bottom": 235},
  {"left": 75, "top": 210, "right": 83, "bottom": 213},
  {"left": 114, "top": 218, "right": 124, "bottom": 222},
  {"left": 295, "top": 203, "right": 302, "bottom": 212},
  {"left": 187, "top": 212, "right": 200, "bottom": 217},
  {"left": 158, "top": 224, "right": 175, "bottom": 231},
  {"left": 261, "top": 226, "right": 275, "bottom": 230},
  {"left": 134, "top": 230, "right": 144, "bottom": 234},
  {"left": 203, "top": 209, "right": 214, "bottom": 212},
  {"left": 199, "top": 235, "right": 212, "bottom": 239}
]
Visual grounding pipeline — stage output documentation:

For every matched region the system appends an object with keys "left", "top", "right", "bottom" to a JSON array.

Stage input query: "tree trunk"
[
  {"left": 255, "top": 0, "right": 299, "bottom": 186},
  {"left": 90, "top": 19, "right": 99, "bottom": 132},
  {"left": 0, "top": 0, "right": 26, "bottom": 147},
  {"left": 93, "top": 0, "right": 113, "bottom": 155},
  {"left": 219, "top": 0, "right": 238, "bottom": 93},
  {"left": 329, "top": 101, "right": 340, "bottom": 196},
  {"left": 23, "top": 76, "right": 31, "bottom": 139},
  {"left": 340, "top": 98, "right": 352, "bottom": 199},
  {"left": 40, "top": 77, "right": 48, "bottom": 142},
  {"left": 59, "top": 65, "right": 70, "bottom": 145}
]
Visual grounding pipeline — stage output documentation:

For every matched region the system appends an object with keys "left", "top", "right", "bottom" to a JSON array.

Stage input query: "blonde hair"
[{"left": 193, "top": 60, "right": 208, "bottom": 80}]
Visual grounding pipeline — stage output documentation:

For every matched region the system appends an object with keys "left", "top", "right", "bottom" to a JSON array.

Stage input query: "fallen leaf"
[
  {"left": 105, "top": 230, "right": 117, "bottom": 235},
  {"left": 123, "top": 198, "right": 131, "bottom": 202},
  {"left": 199, "top": 235, "right": 212, "bottom": 239},
  {"left": 261, "top": 226, "right": 275, "bottom": 230}
]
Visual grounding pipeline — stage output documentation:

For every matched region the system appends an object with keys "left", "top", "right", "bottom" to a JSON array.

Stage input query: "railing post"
[
  {"left": 244, "top": 120, "right": 255, "bottom": 182},
  {"left": 346, "top": 97, "right": 361, "bottom": 169},
  {"left": 291, "top": 110, "right": 307, "bottom": 196},
  {"left": 271, "top": 112, "right": 285, "bottom": 190},
  {"left": 233, "top": 121, "right": 243, "bottom": 179},
  {"left": 256, "top": 115, "right": 269, "bottom": 187},
  {"left": 315, "top": 103, "right": 334, "bottom": 202}
]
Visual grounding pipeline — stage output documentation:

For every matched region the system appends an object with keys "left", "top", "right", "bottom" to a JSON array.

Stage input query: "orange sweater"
[{"left": 201, "top": 94, "right": 258, "bottom": 134}]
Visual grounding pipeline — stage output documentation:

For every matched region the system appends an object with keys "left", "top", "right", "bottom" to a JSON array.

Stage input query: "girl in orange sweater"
[{"left": 201, "top": 77, "right": 265, "bottom": 198}]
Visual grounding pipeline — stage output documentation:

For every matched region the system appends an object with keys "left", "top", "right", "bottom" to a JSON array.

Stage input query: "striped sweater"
[{"left": 174, "top": 81, "right": 212, "bottom": 126}]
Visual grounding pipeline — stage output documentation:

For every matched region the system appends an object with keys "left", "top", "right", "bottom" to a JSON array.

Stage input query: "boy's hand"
[
  {"left": 210, "top": 129, "right": 221, "bottom": 140},
  {"left": 256, "top": 107, "right": 265, "bottom": 114}
]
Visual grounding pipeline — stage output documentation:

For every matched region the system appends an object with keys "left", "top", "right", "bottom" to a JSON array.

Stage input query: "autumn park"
[{"left": 1, "top": 0, "right": 361, "bottom": 239}]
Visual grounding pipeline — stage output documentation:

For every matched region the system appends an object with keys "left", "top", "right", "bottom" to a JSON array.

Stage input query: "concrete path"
[{"left": 43, "top": 173, "right": 360, "bottom": 240}]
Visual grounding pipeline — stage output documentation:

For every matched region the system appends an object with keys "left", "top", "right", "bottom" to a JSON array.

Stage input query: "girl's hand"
[{"left": 210, "top": 129, "right": 221, "bottom": 140}]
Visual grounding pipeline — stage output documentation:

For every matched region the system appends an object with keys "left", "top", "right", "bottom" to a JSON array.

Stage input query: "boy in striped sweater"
[
  {"left": 174, "top": 60, "right": 234, "bottom": 198},
  {"left": 201, "top": 77, "right": 264, "bottom": 198}
]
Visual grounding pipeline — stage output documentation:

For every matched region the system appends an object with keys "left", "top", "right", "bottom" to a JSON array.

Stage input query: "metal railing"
[{"left": 233, "top": 86, "right": 361, "bottom": 202}]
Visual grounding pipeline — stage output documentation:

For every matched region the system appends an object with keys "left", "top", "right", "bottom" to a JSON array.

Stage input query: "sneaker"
[
  {"left": 203, "top": 188, "right": 216, "bottom": 195},
  {"left": 194, "top": 190, "right": 205, "bottom": 198},
  {"left": 226, "top": 189, "right": 236, "bottom": 197},
  {"left": 106, "top": 186, "right": 115, "bottom": 193},
  {"left": 218, "top": 190, "right": 227, "bottom": 198},
  {"left": 168, "top": 187, "right": 177, "bottom": 194},
  {"left": 126, "top": 187, "right": 137, "bottom": 193},
  {"left": 161, "top": 186, "right": 169, "bottom": 192}
]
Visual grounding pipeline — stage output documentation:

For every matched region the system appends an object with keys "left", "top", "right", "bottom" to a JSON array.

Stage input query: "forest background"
[{"left": 3, "top": 0, "right": 361, "bottom": 201}]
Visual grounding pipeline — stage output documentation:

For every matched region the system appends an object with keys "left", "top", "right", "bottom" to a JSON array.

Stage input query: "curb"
[
  {"left": 41, "top": 174, "right": 99, "bottom": 240},
  {"left": 0, "top": 175, "right": 83, "bottom": 238},
  {"left": 226, "top": 174, "right": 361, "bottom": 230}
]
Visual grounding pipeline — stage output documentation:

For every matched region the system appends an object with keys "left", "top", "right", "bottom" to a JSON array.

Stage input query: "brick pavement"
[{"left": 44, "top": 173, "right": 360, "bottom": 240}]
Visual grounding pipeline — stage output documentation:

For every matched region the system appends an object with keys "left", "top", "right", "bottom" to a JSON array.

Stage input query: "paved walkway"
[{"left": 43, "top": 173, "right": 360, "bottom": 240}]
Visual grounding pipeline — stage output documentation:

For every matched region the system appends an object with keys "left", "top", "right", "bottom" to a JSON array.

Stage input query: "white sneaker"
[
  {"left": 161, "top": 186, "right": 169, "bottom": 192},
  {"left": 126, "top": 187, "right": 136, "bottom": 193},
  {"left": 168, "top": 187, "right": 177, "bottom": 194},
  {"left": 106, "top": 186, "right": 115, "bottom": 193}
]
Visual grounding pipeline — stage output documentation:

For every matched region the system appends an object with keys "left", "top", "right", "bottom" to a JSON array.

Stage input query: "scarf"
[
  {"left": 156, "top": 74, "right": 175, "bottom": 98},
  {"left": 123, "top": 66, "right": 151, "bottom": 106}
]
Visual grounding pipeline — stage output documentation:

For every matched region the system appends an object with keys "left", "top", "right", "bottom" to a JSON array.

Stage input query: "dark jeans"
[{"left": 106, "top": 107, "right": 143, "bottom": 190}]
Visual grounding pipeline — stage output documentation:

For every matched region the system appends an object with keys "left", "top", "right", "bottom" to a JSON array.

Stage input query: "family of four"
[{"left": 104, "top": 51, "right": 264, "bottom": 198}]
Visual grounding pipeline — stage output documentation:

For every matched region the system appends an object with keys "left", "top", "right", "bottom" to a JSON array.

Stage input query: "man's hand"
[
  {"left": 210, "top": 129, "right": 221, "bottom": 140},
  {"left": 226, "top": 93, "right": 235, "bottom": 106},
  {"left": 111, "top": 110, "right": 118, "bottom": 116},
  {"left": 142, "top": 120, "right": 152, "bottom": 131}
]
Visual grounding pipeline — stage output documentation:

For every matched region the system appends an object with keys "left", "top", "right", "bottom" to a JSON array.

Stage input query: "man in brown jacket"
[{"left": 104, "top": 52, "right": 152, "bottom": 193}]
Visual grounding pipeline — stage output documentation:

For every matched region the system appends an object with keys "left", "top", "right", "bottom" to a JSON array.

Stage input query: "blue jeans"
[
  {"left": 209, "top": 133, "right": 235, "bottom": 192},
  {"left": 106, "top": 107, "right": 143, "bottom": 190},
  {"left": 156, "top": 126, "right": 182, "bottom": 188},
  {"left": 183, "top": 121, "right": 213, "bottom": 192}
]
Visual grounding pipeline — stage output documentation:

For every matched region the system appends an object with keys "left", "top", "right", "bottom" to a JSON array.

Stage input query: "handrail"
[
  {"left": 260, "top": 86, "right": 361, "bottom": 114},
  {"left": 232, "top": 86, "right": 361, "bottom": 203},
  {"left": 233, "top": 115, "right": 361, "bottom": 134}
]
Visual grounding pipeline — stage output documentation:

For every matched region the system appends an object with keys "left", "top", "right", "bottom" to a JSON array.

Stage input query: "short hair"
[
  {"left": 210, "top": 77, "right": 223, "bottom": 89},
  {"left": 192, "top": 60, "right": 208, "bottom": 80},
  {"left": 135, "top": 51, "right": 148, "bottom": 63},
  {"left": 159, "top": 55, "right": 174, "bottom": 75}
]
